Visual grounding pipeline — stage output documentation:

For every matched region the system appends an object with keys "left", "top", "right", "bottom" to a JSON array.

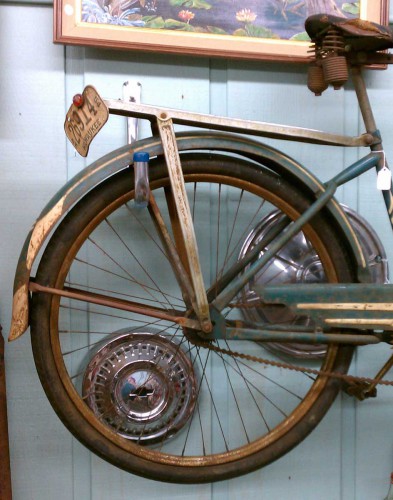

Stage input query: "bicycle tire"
[{"left": 30, "top": 152, "right": 355, "bottom": 483}]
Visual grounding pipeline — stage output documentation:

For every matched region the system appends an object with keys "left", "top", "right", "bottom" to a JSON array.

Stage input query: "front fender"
[{"left": 9, "top": 131, "right": 367, "bottom": 340}]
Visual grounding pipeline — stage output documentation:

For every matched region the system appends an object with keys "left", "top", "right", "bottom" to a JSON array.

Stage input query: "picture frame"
[{"left": 54, "top": 1, "right": 389, "bottom": 62}]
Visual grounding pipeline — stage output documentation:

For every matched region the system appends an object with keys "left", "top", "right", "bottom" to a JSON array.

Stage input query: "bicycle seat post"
[{"left": 351, "top": 66, "right": 380, "bottom": 151}]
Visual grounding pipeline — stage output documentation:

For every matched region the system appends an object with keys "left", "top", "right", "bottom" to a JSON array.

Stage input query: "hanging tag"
[{"left": 377, "top": 166, "right": 392, "bottom": 190}]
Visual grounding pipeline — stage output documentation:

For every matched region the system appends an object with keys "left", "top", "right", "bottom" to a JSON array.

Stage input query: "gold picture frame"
[{"left": 54, "top": 1, "right": 389, "bottom": 62}]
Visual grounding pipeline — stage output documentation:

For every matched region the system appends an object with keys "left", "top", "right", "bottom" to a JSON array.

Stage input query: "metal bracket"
[{"left": 122, "top": 80, "right": 141, "bottom": 144}]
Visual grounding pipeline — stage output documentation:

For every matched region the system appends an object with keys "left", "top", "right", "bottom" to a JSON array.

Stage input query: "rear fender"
[{"left": 9, "top": 131, "right": 367, "bottom": 340}]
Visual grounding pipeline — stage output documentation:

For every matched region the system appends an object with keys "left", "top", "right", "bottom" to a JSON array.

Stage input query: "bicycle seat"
[{"left": 305, "top": 14, "right": 393, "bottom": 52}]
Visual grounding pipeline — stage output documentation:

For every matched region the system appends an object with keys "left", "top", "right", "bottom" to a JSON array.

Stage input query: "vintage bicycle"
[{"left": 8, "top": 14, "right": 393, "bottom": 483}]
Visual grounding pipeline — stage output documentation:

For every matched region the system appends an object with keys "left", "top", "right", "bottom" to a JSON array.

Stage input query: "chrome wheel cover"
[
  {"left": 239, "top": 205, "right": 389, "bottom": 358},
  {"left": 83, "top": 330, "right": 197, "bottom": 444}
]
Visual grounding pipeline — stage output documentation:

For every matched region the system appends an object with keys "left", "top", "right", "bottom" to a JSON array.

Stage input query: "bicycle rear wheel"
[{"left": 30, "top": 152, "right": 355, "bottom": 483}]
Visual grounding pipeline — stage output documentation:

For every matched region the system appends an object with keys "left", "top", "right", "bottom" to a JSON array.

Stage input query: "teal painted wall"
[{"left": 1, "top": 2, "right": 393, "bottom": 498}]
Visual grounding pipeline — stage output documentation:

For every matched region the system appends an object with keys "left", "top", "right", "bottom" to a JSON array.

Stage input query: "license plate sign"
[{"left": 64, "top": 86, "right": 109, "bottom": 157}]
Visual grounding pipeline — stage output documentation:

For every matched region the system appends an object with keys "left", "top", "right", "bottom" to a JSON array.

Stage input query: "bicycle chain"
[
  {"left": 221, "top": 301, "right": 393, "bottom": 389},
  {"left": 197, "top": 339, "right": 393, "bottom": 389}
]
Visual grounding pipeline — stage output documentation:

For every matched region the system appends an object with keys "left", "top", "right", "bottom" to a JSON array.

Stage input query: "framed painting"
[{"left": 54, "top": 1, "right": 389, "bottom": 62}]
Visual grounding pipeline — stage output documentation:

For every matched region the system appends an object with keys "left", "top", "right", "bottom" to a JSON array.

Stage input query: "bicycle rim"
[{"left": 31, "top": 153, "right": 354, "bottom": 482}]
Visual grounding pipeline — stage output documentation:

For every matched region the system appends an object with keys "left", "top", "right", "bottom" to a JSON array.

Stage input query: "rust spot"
[{"left": 27, "top": 201, "right": 65, "bottom": 268}]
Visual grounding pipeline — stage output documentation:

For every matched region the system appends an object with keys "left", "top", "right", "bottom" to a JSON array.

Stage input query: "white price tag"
[{"left": 377, "top": 166, "right": 392, "bottom": 190}]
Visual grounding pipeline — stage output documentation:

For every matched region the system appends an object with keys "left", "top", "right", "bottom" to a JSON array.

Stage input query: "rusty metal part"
[
  {"left": 349, "top": 51, "right": 393, "bottom": 66},
  {"left": 322, "top": 56, "right": 348, "bottom": 90},
  {"left": 322, "top": 27, "right": 345, "bottom": 54},
  {"left": 0, "top": 327, "right": 12, "bottom": 500},
  {"left": 191, "top": 307, "right": 393, "bottom": 399},
  {"left": 258, "top": 282, "right": 393, "bottom": 331},
  {"left": 29, "top": 281, "right": 200, "bottom": 330},
  {"left": 156, "top": 115, "right": 211, "bottom": 332},
  {"left": 223, "top": 326, "right": 382, "bottom": 346},
  {"left": 307, "top": 63, "right": 328, "bottom": 96},
  {"left": 197, "top": 338, "right": 393, "bottom": 394},
  {"left": 106, "top": 98, "right": 375, "bottom": 148},
  {"left": 309, "top": 27, "right": 348, "bottom": 90},
  {"left": 147, "top": 193, "right": 196, "bottom": 310},
  {"left": 164, "top": 185, "right": 192, "bottom": 278}
]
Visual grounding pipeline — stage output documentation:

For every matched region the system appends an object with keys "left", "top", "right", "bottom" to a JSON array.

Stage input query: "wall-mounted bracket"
[{"left": 122, "top": 80, "right": 141, "bottom": 144}]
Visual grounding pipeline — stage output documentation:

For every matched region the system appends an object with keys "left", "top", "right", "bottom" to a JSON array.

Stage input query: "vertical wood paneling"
[
  {"left": 2, "top": 1, "right": 393, "bottom": 498},
  {"left": 0, "top": 332, "right": 12, "bottom": 500},
  {"left": 352, "top": 65, "right": 393, "bottom": 500},
  {"left": 0, "top": 5, "right": 74, "bottom": 500}
]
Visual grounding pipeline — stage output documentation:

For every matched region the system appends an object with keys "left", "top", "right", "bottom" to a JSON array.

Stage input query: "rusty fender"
[{"left": 8, "top": 131, "right": 367, "bottom": 341}]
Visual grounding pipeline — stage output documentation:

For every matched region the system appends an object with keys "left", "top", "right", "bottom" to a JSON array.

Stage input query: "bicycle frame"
[
  {"left": 104, "top": 64, "right": 393, "bottom": 339},
  {"left": 9, "top": 56, "right": 393, "bottom": 357}
]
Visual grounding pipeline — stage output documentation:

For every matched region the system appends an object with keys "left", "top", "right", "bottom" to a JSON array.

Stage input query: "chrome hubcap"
[
  {"left": 239, "top": 206, "right": 388, "bottom": 358},
  {"left": 83, "top": 330, "right": 197, "bottom": 444}
]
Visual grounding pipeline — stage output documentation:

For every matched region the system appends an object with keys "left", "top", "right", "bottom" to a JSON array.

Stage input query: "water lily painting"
[{"left": 54, "top": 0, "right": 388, "bottom": 61}]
